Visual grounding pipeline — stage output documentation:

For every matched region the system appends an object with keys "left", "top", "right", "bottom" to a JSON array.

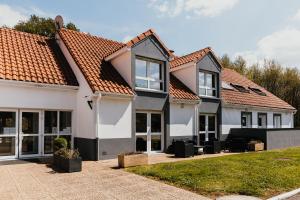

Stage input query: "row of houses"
[{"left": 0, "top": 16, "right": 296, "bottom": 160}]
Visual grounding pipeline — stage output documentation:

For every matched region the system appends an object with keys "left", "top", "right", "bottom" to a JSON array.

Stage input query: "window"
[
  {"left": 199, "top": 71, "right": 217, "bottom": 97},
  {"left": 0, "top": 111, "right": 17, "bottom": 156},
  {"left": 258, "top": 113, "right": 267, "bottom": 128},
  {"left": 135, "top": 58, "right": 164, "bottom": 91},
  {"left": 136, "top": 112, "right": 162, "bottom": 152},
  {"left": 249, "top": 87, "right": 266, "bottom": 96},
  {"left": 273, "top": 114, "right": 282, "bottom": 128},
  {"left": 199, "top": 114, "right": 216, "bottom": 142},
  {"left": 241, "top": 112, "right": 252, "bottom": 128},
  {"left": 231, "top": 84, "right": 250, "bottom": 93},
  {"left": 43, "top": 111, "right": 72, "bottom": 154}
]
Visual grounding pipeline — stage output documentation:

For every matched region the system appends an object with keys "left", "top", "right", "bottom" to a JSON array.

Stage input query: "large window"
[
  {"left": 241, "top": 112, "right": 252, "bottom": 128},
  {"left": 135, "top": 58, "right": 164, "bottom": 91},
  {"left": 199, "top": 71, "right": 217, "bottom": 97},
  {"left": 0, "top": 111, "right": 17, "bottom": 156},
  {"left": 44, "top": 111, "right": 72, "bottom": 154},
  {"left": 199, "top": 114, "right": 216, "bottom": 142},
  {"left": 273, "top": 114, "right": 282, "bottom": 128}
]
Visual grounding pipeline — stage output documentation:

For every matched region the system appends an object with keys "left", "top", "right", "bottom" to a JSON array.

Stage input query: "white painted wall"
[
  {"left": 97, "top": 97, "right": 132, "bottom": 139},
  {"left": 172, "top": 64, "right": 197, "bottom": 94},
  {"left": 111, "top": 51, "right": 132, "bottom": 87},
  {"left": 0, "top": 84, "right": 76, "bottom": 110},
  {"left": 222, "top": 107, "right": 295, "bottom": 135},
  {"left": 56, "top": 34, "right": 96, "bottom": 139},
  {"left": 170, "top": 103, "right": 195, "bottom": 137}
]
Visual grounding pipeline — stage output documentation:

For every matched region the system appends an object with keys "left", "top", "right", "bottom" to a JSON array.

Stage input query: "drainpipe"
[{"left": 94, "top": 92, "right": 102, "bottom": 160}]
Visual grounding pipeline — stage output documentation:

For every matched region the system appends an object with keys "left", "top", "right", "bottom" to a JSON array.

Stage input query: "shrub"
[
  {"left": 54, "top": 148, "right": 80, "bottom": 159},
  {"left": 54, "top": 137, "right": 68, "bottom": 151}
]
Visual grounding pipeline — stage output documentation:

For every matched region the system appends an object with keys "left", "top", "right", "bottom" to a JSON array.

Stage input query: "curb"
[{"left": 267, "top": 188, "right": 300, "bottom": 200}]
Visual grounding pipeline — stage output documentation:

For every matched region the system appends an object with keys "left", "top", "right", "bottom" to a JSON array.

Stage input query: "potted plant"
[
  {"left": 53, "top": 137, "right": 82, "bottom": 173},
  {"left": 53, "top": 137, "right": 68, "bottom": 167},
  {"left": 54, "top": 148, "right": 82, "bottom": 172},
  {"left": 118, "top": 152, "right": 148, "bottom": 168},
  {"left": 248, "top": 140, "right": 264, "bottom": 151}
]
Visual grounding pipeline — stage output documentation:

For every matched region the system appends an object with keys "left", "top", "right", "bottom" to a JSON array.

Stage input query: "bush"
[
  {"left": 54, "top": 148, "right": 80, "bottom": 159},
  {"left": 54, "top": 137, "right": 68, "bottom": 151}
]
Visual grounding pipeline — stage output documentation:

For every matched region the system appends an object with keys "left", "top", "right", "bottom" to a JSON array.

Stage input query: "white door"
[
  {"left": 19, "top": 110, "right": 41, "bottom": 157},
  {"left": 136, "top": 112, "right": 163, "bottom": 153},
  {"left": 199, "top": 114, "right": 216, "bottom": 142}
]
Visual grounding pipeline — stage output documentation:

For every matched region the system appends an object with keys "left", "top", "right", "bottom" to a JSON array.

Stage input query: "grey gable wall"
[
  {"left": 131, "top": 36, "right": 170, "bottom": 152},
  {"left": 197, "top": 53, "right": 223, "bottom": 139}
]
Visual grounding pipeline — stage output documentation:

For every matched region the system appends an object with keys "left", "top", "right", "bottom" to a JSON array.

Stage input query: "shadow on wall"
[{"left": 99, "top": 99, "right": 130, "bottom": 126}]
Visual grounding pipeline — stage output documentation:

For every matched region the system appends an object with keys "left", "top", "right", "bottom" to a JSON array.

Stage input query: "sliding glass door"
[
  {"left": 19, "top": 110, "right": 41, "bottom": 157},
  {"left": 0, "top": 110, "right": 18, "bottom": 158},
  {"left": 136, "top": 112, "right": 163, "bottom": 153}
]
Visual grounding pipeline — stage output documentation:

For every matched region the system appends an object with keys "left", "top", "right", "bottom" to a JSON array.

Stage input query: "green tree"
[
  {"left": 233, "top": 56, "right": 247, "bottom": 75},
  {"left": 13, "top": 15, "right": 79, "bottom": 37}
]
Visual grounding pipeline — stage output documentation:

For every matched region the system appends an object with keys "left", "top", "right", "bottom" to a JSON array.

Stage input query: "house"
[
  {"left": 220, "top": 68, "right": 296, "bottom": 140},
  {"left": 0, "top": 16, "right": 296, "bottom": 160}
]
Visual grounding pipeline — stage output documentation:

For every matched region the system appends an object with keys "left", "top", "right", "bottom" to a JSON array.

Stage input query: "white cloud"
[
  {"left": 290, "top": 9, "right": 300, "bottom": 21},
  {"left": 0, "top": 3, "right": 54, "bottom": 27},
  {"left": 0, "top": 4, "right": 27, "bottom": 26},
  {"left": 148, "top": 0, "right": 239, "bottom": 18},
  {"left": 235, "top": 28, "right": 300, "bottom": 67}
]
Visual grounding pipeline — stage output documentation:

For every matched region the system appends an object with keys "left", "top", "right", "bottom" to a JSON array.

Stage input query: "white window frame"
[
  {"left": 135, "top": 57, "right": 164, "bottom": 92},
  {"left": 0, "top": 109, "right": 18, "bottom": 160},
  {"left": 135, "top": 111, "right": 164, "bottom": 153},
  {"left": 241, "top": 112, "right": 252, "bottom": 128},
  {"left": 199, "top": 114, "right": 217, "bottom": 142},
  {"left": 43, "top": 110, "right": 73, "bottom": 156},
  {"left": 199, "top": 71, "right": 217, "bottom": 97},
  {"left": 273, "top": 114, "right": 282, "bottom": 128}
]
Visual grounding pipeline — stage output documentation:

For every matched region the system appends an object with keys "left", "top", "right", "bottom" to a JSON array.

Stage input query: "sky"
[{"left": 1, "top": 0, "right": 300, "bottom": 68}]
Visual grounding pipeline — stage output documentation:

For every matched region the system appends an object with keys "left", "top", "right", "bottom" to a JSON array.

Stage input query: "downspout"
[{"left": 94, "top": 93, "right": 102, "bottom": 160}]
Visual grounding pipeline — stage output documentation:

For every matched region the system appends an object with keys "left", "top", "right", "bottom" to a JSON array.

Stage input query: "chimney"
[{"left": 55, "top": 15, "right": 64, "bottom": 30}]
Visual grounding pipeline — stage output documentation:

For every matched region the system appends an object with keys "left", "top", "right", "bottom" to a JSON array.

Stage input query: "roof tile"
[
  {"left": 0, "top": 28, "right": 78, "bottom": 86},
  {"left": 222, "top": 68, "right": 295, "bottom": 110}
]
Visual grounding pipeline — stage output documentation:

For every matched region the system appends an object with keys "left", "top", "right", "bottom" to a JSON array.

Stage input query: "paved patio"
[{"left": 0, "top": 158, "right": 211, "bottom": 200}]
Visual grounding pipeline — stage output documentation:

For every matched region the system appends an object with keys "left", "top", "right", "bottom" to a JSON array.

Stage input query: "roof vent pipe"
[{"left": 55, "top": 15, "right": 64, "bottom": 30}]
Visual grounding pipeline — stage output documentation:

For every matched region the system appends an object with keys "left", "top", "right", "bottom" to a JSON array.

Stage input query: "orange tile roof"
[
  {"left": 170, "top": 47, "right": 211, "bottom": 69},
  {"left": 58, "top": 28, "right": 133, "bottom": 95},
  {"left": 169, "top": 74, "right": 200, "bottom": 101},
  {"left": 126, "top": 29, "right": 173, "bottom": 58},
  {"left": 0, "top": 28, "right": 78, "bottom": 86},
  {"left": 222, "top": 68, "right": 295, "bottom": 110}
]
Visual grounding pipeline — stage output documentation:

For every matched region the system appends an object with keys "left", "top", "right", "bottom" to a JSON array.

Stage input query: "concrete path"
[{"left": 0, "top": 160, "right": 210, "bottom": 200}]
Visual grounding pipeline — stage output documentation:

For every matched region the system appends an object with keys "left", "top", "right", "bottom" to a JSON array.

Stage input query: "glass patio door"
[
  {"left": 199, "top": 114, "right": 216, "bottom": 142},
  {"left": 19, "top": 110, "right": 41, "bottom": 157},
  {"left": 136, "top": 112, "right": 163, "bottom": 153}
]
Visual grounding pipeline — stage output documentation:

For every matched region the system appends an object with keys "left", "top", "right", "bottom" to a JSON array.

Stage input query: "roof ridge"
[
  {"left": 0, "top": 27, "right": 48, "bottom": 39},
  {"left": 60, "top": 28, "right": 125, "bottom": 46},
  {"left": 175, "top": 47, "right": 211, "bottom": 60}
]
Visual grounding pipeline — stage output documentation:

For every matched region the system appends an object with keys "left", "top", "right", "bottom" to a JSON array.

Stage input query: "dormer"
[
  {"left": 105, "top": 29, "right": 173, "bottom": 94},
  {"left": 170, "top": 47, "right": 222, "bottom": 99}
]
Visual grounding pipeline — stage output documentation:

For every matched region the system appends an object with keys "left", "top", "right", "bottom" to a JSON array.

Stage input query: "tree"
[{"left": 13, "top": 15, "right": 79, "bottom": 37}]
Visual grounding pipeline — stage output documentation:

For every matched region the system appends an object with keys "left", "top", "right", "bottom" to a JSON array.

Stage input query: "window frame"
[
  {"left": 199, "top": 71, "right": 217, "bottom": 97},
  {"left": 257, "top": 112, "right": 267, "bottom": 128},
  {"left": 241, "top": 112, "right": 252, "bottom": 128},
  {"left": 273, "top": 113, "right": 282, "bottom": 128},
  {"left": 43, "top": 110, "right": 72, "bottom": 155},
  {"left": 135, "top": 57, "right": 165, "bottom": 92}
]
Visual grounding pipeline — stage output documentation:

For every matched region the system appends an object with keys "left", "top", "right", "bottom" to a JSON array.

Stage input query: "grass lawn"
[{"left": 127, "top": 147, "right": 300, "bottom": 199}]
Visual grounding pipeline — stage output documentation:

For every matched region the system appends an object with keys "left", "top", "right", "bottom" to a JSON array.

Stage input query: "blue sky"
[{"left": 1, "top": 0, "right": 300, "bottom": 67}]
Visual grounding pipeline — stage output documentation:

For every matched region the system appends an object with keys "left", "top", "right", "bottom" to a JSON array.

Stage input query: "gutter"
[
  {"left": 94, "top": 91, "right": 135, "bottom": 100},
  {"left": 0, "top": 79, "right": 79, "bottom": 91}
]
